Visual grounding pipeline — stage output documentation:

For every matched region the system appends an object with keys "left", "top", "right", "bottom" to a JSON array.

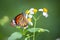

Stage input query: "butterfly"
[{"left": 11, "top": 13, "right": 29, "bottom": 27}]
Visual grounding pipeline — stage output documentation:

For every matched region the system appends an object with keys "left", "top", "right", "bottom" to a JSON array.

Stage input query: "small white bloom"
[
  {"left": 43, "top": 12, "right": 48, "bottom": 18},
  {"left": 29, "top": 8, "right": 34, "bottom": 14},
  {"left": 28, "top": 14, "right": 33, "bottom": 18},
  {"left": 38, "top": 9, "right": 43, "bottom": 12},
  {"left": 29, "top": 22, "right": 33, "bottom": 26},
  {"left": 30, "top": 11, "right": 34, "bottom": 14}
]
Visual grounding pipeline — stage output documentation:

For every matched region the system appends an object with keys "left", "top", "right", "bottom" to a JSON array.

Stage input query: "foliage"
[
  {"left": 8, "top": 8, "right": 49, "bottom": 40},
  {"left": 8, "top": 32, "right": 22, "bottom": 40}
]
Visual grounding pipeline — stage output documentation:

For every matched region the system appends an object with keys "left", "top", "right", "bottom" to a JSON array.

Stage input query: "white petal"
[
  {"left": 29, "top": 22, "right": 33, "bottom": 26},
  {"left": 29, "top": 8, "right": 34, "bottom": 14},
  {"left": 30, "top": 8, "right": 34, "bottom": 11},
  {"left": 38, "top": 9, "right": 43, "bottom": 12},
  {"left": 43, "top": 12, "right": 48, "bottom": 18},
  {"left": 30, "top": 11, "right": 34, "bottom": 14},
  {"left": 28, "top": 14, "right": 33, "bottom": 18}
]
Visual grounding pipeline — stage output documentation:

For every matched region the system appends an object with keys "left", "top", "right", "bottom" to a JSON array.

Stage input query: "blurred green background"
[{"left": 0, "top": 0, "right": 60, "bottom": 40}]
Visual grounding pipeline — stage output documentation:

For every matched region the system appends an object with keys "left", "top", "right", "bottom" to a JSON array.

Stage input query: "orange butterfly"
[{"left": 11, "top": 13, "right": 29, "bottom": 27}]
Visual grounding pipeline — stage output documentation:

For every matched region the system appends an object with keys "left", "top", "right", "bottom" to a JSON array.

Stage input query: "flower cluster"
[
  {"left": 25, "top": 8, "right": 48, "bottom": 27},
  {"left": 25, "top": 8, "right": 37, "bottom": 26},
  {"left": 39, "top": 8, "right": 48, "bottom": 18}
]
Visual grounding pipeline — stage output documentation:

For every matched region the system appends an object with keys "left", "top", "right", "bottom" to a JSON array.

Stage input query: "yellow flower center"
[
  {"left": 43, "top": 8, "right": 48, "bottom": 12},
  {"left": 27, "top": 18, "right": 31, "bottom": 22},
  {"left": 33, "top": 9, "right": 37, "bottom": 14}
]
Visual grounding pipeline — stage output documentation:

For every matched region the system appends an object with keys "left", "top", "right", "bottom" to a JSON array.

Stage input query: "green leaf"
[
  {"left": 27, "top": 28, "right": 49, "bottom": 33},
  {"left": 38, "top": 28, "right": 49, "bottom": 32},
  {"left": 27, "top": 28, "right": 40, "bottom": 32},
  {"left": 8, "top": 32, "right": 22, "bottom": 40}
]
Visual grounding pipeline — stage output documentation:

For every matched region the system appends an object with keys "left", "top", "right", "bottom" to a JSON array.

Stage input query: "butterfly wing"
[{"left": 15, "top": 13, "right": 28, "bottom": 27}]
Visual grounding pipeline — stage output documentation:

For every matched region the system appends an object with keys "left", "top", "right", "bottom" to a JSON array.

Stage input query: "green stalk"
[
  {"left": 33, "top": 20, "right": 36, "bottom": 40},
  {"left": 33, "top": 14, "right": 41, "bottom": 40},
  {"left": 33, "top": 16, "right": 36, "bottom": 40},
  {"left": 36, "top": 14, "right": 42, "bottom": 21}
]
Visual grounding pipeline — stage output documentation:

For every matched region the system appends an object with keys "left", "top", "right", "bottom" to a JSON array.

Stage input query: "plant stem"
[
  {"left": 33, "top": 14, "right": 41, "bottom": 40},
  {"left": 33, "top": 19, "right": 36, "bottom": 40},
  {"left": 36, "top": 14, "right": 42, "bottom": 21}
]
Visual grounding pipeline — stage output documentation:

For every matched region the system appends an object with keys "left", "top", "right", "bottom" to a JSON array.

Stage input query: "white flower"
[
  {"left": 27, "top": 18, "right": 33, "bottom": 26},
  {"left": 29, "top": 8, "right": 37, "bottom": 14},
  {"left": 29, "top": 8, "right": 34, "bottom": 14},
  {"left": 38, "top": 8, "right": 48, "bottom": 18},
  {"left": 28, "top": 14, "right": 33, "bottom": 18},
  {"left": 38, "top": 9, "right": 43, "bottom": 12},
  {"left": 25, "top": 14, "right": 33, "bottom": 19},
  {"left": 25, "top": 8, "right": 37, "bottom": 15},
  {"left": 43, "top": 12, "right": 48, "bottom": 18}
]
